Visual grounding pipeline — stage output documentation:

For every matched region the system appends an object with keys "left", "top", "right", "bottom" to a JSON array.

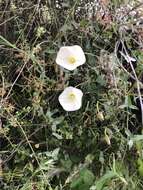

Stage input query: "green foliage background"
[{"left": 1, "top": 0, "right": 143, "bottom": 189}]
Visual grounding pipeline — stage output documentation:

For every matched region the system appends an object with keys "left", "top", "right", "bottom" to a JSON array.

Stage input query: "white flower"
[
  {"left": 56, "top": 45, "right": 86, "bottom": 71},
  {"left": 58, "top": 87, "right": 83, "bottom": 111}
]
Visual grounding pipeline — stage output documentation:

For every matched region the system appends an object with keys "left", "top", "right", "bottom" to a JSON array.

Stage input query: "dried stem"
[{"left": 121, "top": 40, "right": 143, "bottom": 125}]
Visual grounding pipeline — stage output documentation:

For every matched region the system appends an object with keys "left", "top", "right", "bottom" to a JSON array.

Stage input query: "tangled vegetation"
[{"left": 1, "top": 0, "right": 143, "bottom": 189}]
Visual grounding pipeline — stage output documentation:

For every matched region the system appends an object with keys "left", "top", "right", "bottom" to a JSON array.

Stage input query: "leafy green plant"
[
  {"left": 70, "top": 168, "right": 94, "bottom": 190},
  {"left": 1, "top": 0, "right": 143, "bottom": 189}
]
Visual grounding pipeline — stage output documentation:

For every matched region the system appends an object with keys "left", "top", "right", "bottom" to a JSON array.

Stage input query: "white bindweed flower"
[
  {"left": 56, "top": 45, "right": 86, "bottom": 71},
  {"left": 58, "top": 87, "right": 83, "bottom": 111}
]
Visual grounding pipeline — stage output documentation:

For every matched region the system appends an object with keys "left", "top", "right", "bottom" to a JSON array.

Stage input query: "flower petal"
[
  {"left": 71, "top": 45, "right": 86, "bottom": 65},
  {"left": 58, "top": 87, "right": 83, "bottom": 111},
  {"left": 56, "top": 45, "right": 86, "bottom": 70}
]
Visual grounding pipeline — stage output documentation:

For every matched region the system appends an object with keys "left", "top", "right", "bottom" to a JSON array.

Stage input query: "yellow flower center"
[
  {"left": 68, "top": 92, "right": 76, "bottom": 101},
  {"left": 68, "top": 56, "right": 76, "bottom": 64}
]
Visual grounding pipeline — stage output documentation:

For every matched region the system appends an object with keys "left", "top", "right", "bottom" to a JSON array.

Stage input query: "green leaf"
[
  {"left": 81, "top": 168, "right": 95, "bottom": 185},
  {"left": 137, "top": 158, "right": 143, "bottom": 176},
  {"left": 70, "top": 177, "right": 83, "bottom": 189},
  {"left": 95, "top": 171, "right": 117, "bottom": 190},
  {"left": 0, "top": 35, "right": 20, "bottom": 50},
  {"left": 119, "top": 95, "right": 138, "bottom": 110},
  {"left": 71, "top": 168, "right": 94, "bottom": 190}
]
